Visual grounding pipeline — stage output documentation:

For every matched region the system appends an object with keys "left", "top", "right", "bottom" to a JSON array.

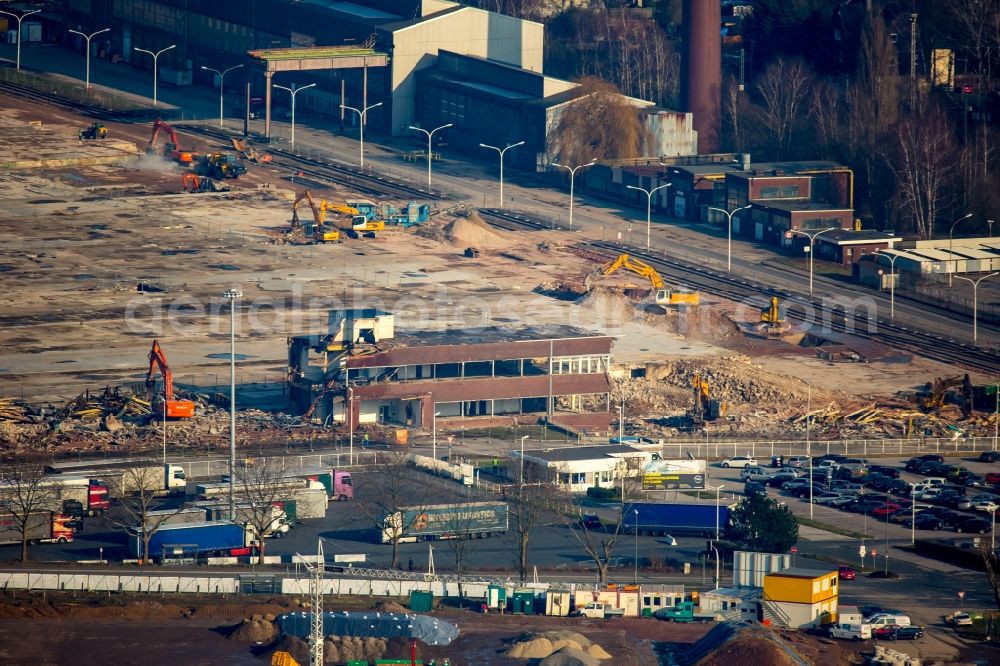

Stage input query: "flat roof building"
[{"left": 516, "top": 444, "right": 653, "bottom": 491}]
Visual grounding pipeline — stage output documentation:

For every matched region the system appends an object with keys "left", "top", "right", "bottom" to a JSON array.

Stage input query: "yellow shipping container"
[{"left": 763, "top": 567, "right": 839, "bottom": 605}]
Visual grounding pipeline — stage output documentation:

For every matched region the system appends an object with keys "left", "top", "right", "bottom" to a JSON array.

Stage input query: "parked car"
[
  {"left": 906, "top": 514, "right": 943, "bottom": 530},
  {"left": 940, "top": 496, "right": 973, "bottom": 511},
  {"left": 877, "top": 625, "right": 924, "bottom": 641},
  {"left": 744, "top": 481, "right": 767, "bottom": 497},
  {"left": 768, "top": 470, "right": 801, "bottom": 487},
  {"left": 722, "top": 456, "right": 757, "bottom": 469},
  {"left": 784, "top": 456, "right": 811, "bottom": 468},
  {"left": 906, "top": 454, "right": 943, "bottom": 472},
  {"left": 914, "top": 487, "right": 944, "bottom": 502},
  {"left": 948, "top": 612, "right": 973, "bottom": 626},
  {"left": 973, "top": 499, "right": 999, "bottom": 513},
  {"left": 817, "top": 460, "right": 841, "bottom": 473},
  {"left": 861, "top": 606, "right": 904, "bottom": 619},
  {"left": 838, "top": 565, "right": 857, "bottom": 580},
  {"left": 782, "top": 479, "right": 811, "bottom": 492},
  {"left": 868, "top": 475, "right": 896, "bottom": 492},
  {"left": 970, "top": 493, "right": 999, "bottom": 504},
  {"left": 812, "top": 492, "right": 846, "bottom": 506},
  {"left": 830, "top": 480, "right": 865, "bottom": 494},
  {"left": 869, "top": 465, "right": 901, "bottom": 479},
  {"left": 887, "top": 479, "right": 914, "bottom": 497},
  {"left": 837, "top": 458, "right": 869, "bottom": 479},
  {"left": 919, "top": 507, "right": 963, "bottom": 527},
  {"left": 978, "top": 451, "right": 1000, "bottom": 463},
  {"left": 830, "top": 495, "right": 860, "bottom": 509},
  {"left": 963, "top": 475, "right": 985, "bottom": 488},
  {"left": 945, "top": 466, "right": 971, "bottom": 480},
  {"left": 986, "top": 472, "right": 1000, "bottom": 485},
  {"left": 741, "top": 466, "right": 774, "bottom": 482},
  {"left": 578, "top": 514, "right": 603, "bottom": 530},
  {"left": 872, "top": 503, "right": 902, "bottom": 518},
  {"left": 918, "top": 460, "right": 944, "bottom": 475},
  {"left": 852, "top": 500, "right": 885, "bottom": 515},
  {"left": 954, "top": 517, "right": 993, "bottom": 534}
]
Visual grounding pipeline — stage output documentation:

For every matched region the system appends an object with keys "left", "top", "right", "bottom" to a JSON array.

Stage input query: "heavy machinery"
[
  {"left": 230, "top": 137, "right": 272, "bottom": 164},
  {"left": 917, "top": 374, "right": 974, "bottom": 418},
  {"left": 197, "top": 152, "right": 247, "bottom": 179},
  {"left": 78, "top": 122, "right": 108, "bottom": 140},
  {"left": 600, "top": 253, "right": 699, "bottom": 307},
  {"left": 290, "top": 190, "right": 340, "bottom": 243},
  {"left": 689, "top": 372, "right": 725, "bottom": 427},
  {"left": 181, "top": 173, "right": 228, "bottom": 193},
  {"left": 759, "top": 296, "right": 789, "bottom": 337},
  {"left": 147, "top": 118, "right": 197, "bottom": 164},
  {"left": 145, "top": 339, "right": 196, "bottom": 418}
]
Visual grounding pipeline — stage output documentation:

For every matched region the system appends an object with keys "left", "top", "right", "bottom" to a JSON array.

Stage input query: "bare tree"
[
  {"left": 0, "top": 463, "right": 56, "bottom": 562},
  {"left": 508, "top": 466, "right": 556, "bottom": 582},
  {"left": 882, "top": 95, "right": 959, "bottom": 239},
  {"left": 753, "top": 57, "right": 813, "bottom": 160},
  {"left": 564, "top": 457, "right": 644, "bottom": 583},
  {"left": 356, "top": 453, "right": 430, "bottom": 570},
  {"left": 550, "top": 77, "right": 651, "bottom": 165},
  {"left": 980, "top": 538, "right": 1000, "bottom": 612},
  {"left": 109, "top": 466, "right": 185, "bottom": 563},
  {"left": 235, "top": 458, "right": 294, "bottom": 565},
  {"left": 721, "top": 75, "right": 752, "bottom": 153}
]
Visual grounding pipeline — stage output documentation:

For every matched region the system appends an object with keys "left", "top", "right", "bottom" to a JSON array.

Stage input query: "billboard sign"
[{"left": 642, "top": 459, "right": 707, "bottom": 490}]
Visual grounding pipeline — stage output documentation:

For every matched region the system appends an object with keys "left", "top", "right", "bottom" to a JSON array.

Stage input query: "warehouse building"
[{"left": 288, "top": 309, "right": 615, "bottom": 435}]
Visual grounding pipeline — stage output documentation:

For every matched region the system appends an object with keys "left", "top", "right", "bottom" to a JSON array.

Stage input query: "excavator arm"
[
  {"left": 148, "top": 118, "right": 179, "bottom": 150},
  {"left": 144, "top": 339, "right": 195, "bottom": 418},
  {"left": 291, "top": 190, "right": 325, "bottom": 226},
  {"left": 600, "top": 253, "right": 666, "bottom": 290}
]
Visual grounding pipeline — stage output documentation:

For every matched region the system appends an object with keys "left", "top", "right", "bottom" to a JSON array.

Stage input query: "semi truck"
[
  {"left": 623, "top": 502, "right": 730, "bottom": 538},
  {"left": 129, "top": 520, "right": 255, "bottom": 561},
  {"left": 291, "top": 468, "right": 353, "bottom": 501},
  {"left": 381, "top": 501, "right": 508, "bottom": 543},
  {"left": 0, "top": 476, "right": 110, "bottom": 519},
  {"left": 45, "top": 460, "right": 186, "bottom": 497},
  {"left": 182, "top": 502, "right": 290, "bottom": 537},
  {"left": 0, "top": 512, "right": 74, "bottom": 546}
]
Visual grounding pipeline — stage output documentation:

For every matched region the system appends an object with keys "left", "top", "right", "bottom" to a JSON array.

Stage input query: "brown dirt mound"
[
  {"left": 272, "top": 635, "right": 309, "bottom": 664},
  {"left": 444, "top": 211, "right": 508, "bottom": 248},
  {"left": 374, "top": 600, "right": 408, "bottom": 614},
  {"left": 696, "top": 634, "right": 799, "bottom": 666},
  {"left": 540, "top": 647, "right": 602, "bottom": 666},
  {"left": 325, "top": 635, "right": 388, "bottom": 662},
  {"left": 227, "top": 615, "right": 279, "bottom": 644}
]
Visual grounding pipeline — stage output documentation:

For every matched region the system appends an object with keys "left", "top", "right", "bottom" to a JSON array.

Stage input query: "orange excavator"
[
  {"left": 147, "top": 118, "right": 197, "bottom": 164},
  {"left": 145, "top": 339, "right": 196, "bottom": 418}
]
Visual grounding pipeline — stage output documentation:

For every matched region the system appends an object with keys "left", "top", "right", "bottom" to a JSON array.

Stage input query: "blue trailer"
[
  {"left": 129, "top": 520, "right": 251, "bottom": 560},
  {"left": 623, "top": 502, "right": 730, "bottom": 538}
]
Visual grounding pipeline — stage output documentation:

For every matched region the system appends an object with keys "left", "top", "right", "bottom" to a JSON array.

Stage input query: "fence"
[
  {"left": 177, "top": 450, "right": 383, "bottom": 480},
  {"left": 658, "top": 436, "right": 999, "bottom": 461}
]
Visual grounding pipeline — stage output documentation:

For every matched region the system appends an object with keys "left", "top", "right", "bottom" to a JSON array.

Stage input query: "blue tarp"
[{"left": 277, "top": 611, "right": 459, "bottom": 646}]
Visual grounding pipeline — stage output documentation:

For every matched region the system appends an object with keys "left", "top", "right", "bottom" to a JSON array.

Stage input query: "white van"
[
  {"left": 913, "top": 478, "right": 946, "bottom": 492},
  {"left": 866, "top": 614, "right": 912, "bottom": 628},
  {"left": 829, "top": 623, "right": 872, "bottom": 641}
]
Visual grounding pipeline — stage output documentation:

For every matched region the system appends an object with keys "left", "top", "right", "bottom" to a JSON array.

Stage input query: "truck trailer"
[
  {"left": 0, "top": 476, "right": 110, "bottom": 519},
  {"left": 381, "top": 501, "right": 508, "bottom": 543},
  {"left": 45, "top": 460, "right": 186, "bottom": 497},
  {"left": 290, "top": 468, "right": 353, "bottom": 501},
  {"left": 623, "top": 502, "right": 730, "bottom": 538},
  {"left": 0, "top": 512, "right": 74, "bottom": 546},
  {"left": 129, "top": 520, "right": 254, "bottom": 560}
]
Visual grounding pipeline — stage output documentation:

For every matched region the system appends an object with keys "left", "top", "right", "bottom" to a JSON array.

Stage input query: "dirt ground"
[{"left": 0, "top": 90, "right": 994, "bottom": 458}]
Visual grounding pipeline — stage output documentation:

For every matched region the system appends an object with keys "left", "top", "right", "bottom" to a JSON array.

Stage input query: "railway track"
[
  {"left": 477, "top": 210, "right": 1000, "bottom": 374},
  {"left": 175, "top": 124, "right": 445, "bottom": 202}
]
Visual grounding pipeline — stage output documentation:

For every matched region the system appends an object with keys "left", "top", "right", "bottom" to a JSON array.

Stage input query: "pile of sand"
[
  {"left": 444, "top": 211, "right": 508, "bottom": 248},
  {"left": 228, "top": 614, "right": 279, "bottom": 643},
  {"left": 506, "top": 631, "right": 610, "bottom": 661},
  {"left": 373, "top": 600, "right": 408, "bottom": 614},
  {"left": 323, "top": 636, "right": 388, "bottom": 662}
]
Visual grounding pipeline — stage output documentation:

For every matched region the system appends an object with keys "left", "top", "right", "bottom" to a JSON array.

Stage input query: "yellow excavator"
[
  {"left": 918, "top": 374, "right": 973, "bottom": 418},
  {"left": 291, "top": 190, "right": 340, "bottom": 242},
  {"left": 600, "top": 254, "right": 699, "bottom": 307},
  {"left": 690, "top": 371, "right": 725, "bottom": 427},
  {"left": 759, "top": 296, "right": 789, "bottom": 337}
]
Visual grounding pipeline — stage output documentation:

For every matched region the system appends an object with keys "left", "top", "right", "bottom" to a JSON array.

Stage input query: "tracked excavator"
[
  {"left": 689, "top": 372, "right": 725, "bottom": 428},
  {"left": 145, "top": 339, "right": 196, "bottom": 418},
  {"left": 918, "top": 374, "right": 974, "bottom": 418},
  {"left": 599, "top": 253, "right": 699, "bottom": 307},
  {"left": 291, "top": 190, "right": 341, "bottom": 242},
  {"left": 759, "top": 296, "right": 789, "bottom": 337},
  {"left": 147, "top": 118, "right": 197, "bottom": 164}
]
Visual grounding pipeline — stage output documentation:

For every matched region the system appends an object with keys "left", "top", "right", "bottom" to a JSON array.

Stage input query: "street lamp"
[
  {"left": 431, "top": 410, "right": 442, "bottom": 462},
  {"left": 708, "top": 205, "right": 751, "bottom": 273},
  {"left": 714, "top": 484, "right": 725, "bottom": 540},
  {"left": 875, "top": 250, "right": 902, "bottom": 319},
  {"left": 948, "top": 213, "right": 973, "bottom": 286},
  {"left": 990, "top": 506, "right": 997, "bottom": 551},
  {"left": 348, "top": 386, "right": 354, "bottom": 466},
  {"left": 626, "top": 183, "right": 672, "bottom": 250},
  {"left": 953, "top": 272, "right": 998, "bottom": 345},
  {"left": 806, "top": 382, "right": 813, "bottom": 519},
  {"left": 551, "top": 159, "right": 597, "bottom": 230},
  {"left": 133, "top": 44, "right": 176, "bottom": 108},
  {"left": 201, "top": 64, "right": 243, "bottom": 128},
  {"left": 519, "top": 434, "right": 530, "bottom": 483},
  {"left": 479, "top": 141, "right": 525, "bottom": 208},
  {"left": 617, "top": 402, "right": 625, "bottom": 442},
  {"left": 709, "top": 542, "right": 721, "bottom": 590},
  {"left": 633, "top": 508, "right": 640, "bottom": 584},
  {"left": 222, "top": 288, "right": 242, "bottom": 515},
  {"left": 786, "top": 227, "right": 838, "bottom": 296},
  {"left": 0, "top": 9, "right": 41, "bottom": 71},
  {"left": 408, "top": 123, "right": 452, "bottom": 188},
  {"left": 274, "top": 83, "right": 317, "bottom": 149},
  {"left": 68, "top": 27, "right": 110, "bottom": 90},
  {"left": 341, "top": 101, "right": 382, "bottom": 168}
]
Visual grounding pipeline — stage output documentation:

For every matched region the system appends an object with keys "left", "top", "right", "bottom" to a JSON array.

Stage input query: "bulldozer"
[
  {"left": 78, "top": 122, "right": 108, "bottom": 140},
  {"left": 197, "top": 152, "right": 247, "bottom": 179},
  {"left": 689, "top": 371, "right": 725, "bottom": 428},
  {"left": 291, "top": 190, "right": 340, "bottom": 243},
  {"left": 599, "top": 253, "right": 699, "bottom": 307}
]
